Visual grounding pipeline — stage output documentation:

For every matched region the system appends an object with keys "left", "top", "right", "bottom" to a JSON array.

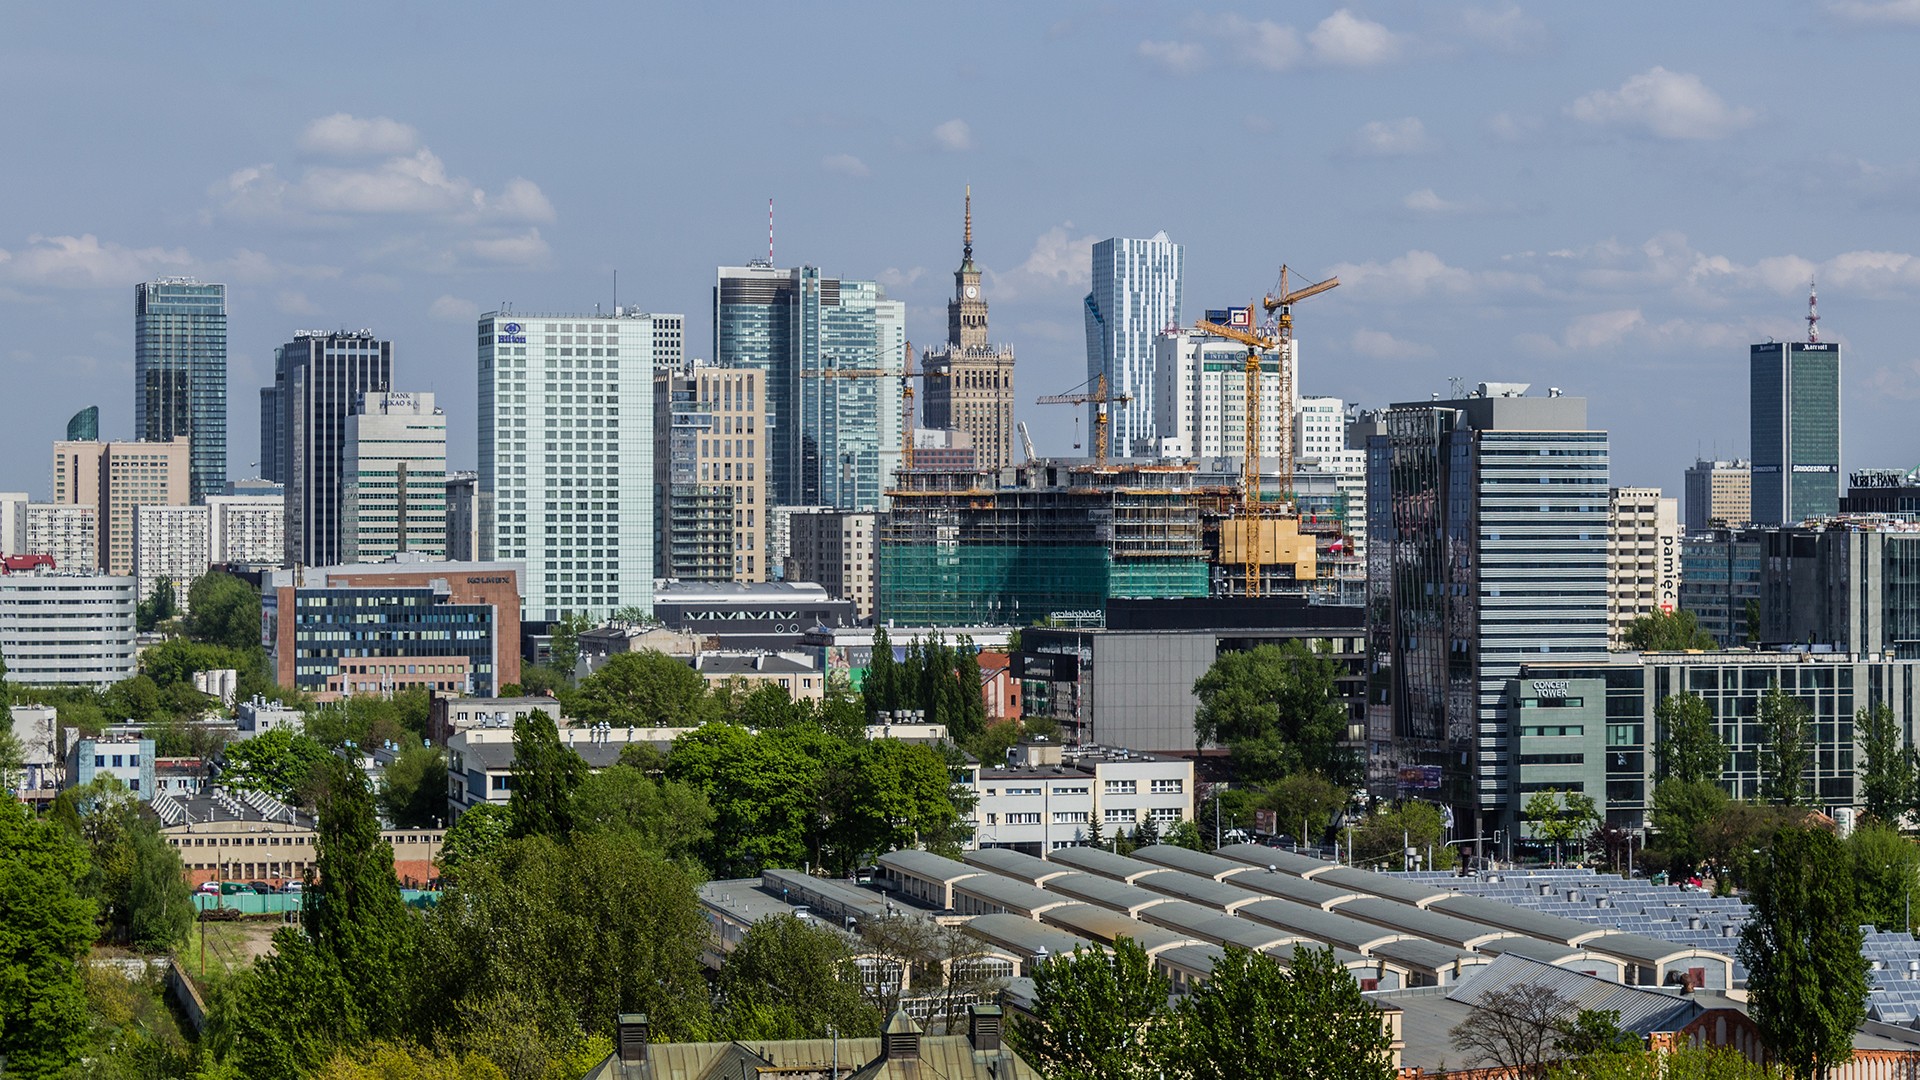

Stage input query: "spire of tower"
[
  {"left": 963, "top": 185, "right": 973, "bottom": 264},
  {"left": 1807, "top": 277, "right": 1819, "bottom": 344}
]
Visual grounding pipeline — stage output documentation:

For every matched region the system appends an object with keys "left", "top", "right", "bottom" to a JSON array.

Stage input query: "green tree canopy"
[
  {"left": 570, "top": 650, "right": 717, "bottom": 729},
  {"left": 1758, "top": 685, "right": 1813, "bottom": 806},
  {"left": 1353, "top": 801, "right": 1454, "bottom": 870},
  {"left": 135, "top": 575, "right": 178, "bottom": 632},
  {"left": 506, "top": 711, "right": 587, "bottom": 839},
  {"left": 435, "top": 804, "right": 510, "bottom": 882},
  {"left": 716, "top": 914, "right": 881, "bottom": 1040},
  {"left": 302, "top": 756, "right": 421, "bottom": 1039},
  {"left": 221, "top": 728, "right": 332, "bottom": 804},
  {"left": 1657, "top": 694, "right": 1726, "bottom": 785},
  {"left": 1262, "top": 772, "right": 1350, "bottom": 845},
  {"left": 1526, "top": 788, "right": 1600, "bottom": 864},
  {"left": 1007, "top": 938, "right": 1170, "bottom": 1080},
  {"left": 1857, "top": 702, "right": 1914, "bottom": 825},
  {"left": 1738, "top": 826, "right": 1868, "bottom": 1079},
  {"left": 566, "top": 763, "right": 715, "bottom": 862},
  {"left": 1192, "top": 641, "right": 1353, "bottom": 784},
  {"left": 184, "top": 572, "right": 263, "bottom": 651},
  {"left": 1648, "top": 778, "right": 1730, "bottom": 880},
  {"left": 53, "top": 780, "right": 195, "bottom": 952},
  {"left": 378, "top": 741, "right": 450, "bottom": 829},
  {"left": 1623, "top": 609, "right": 1717, "bottom": 652},
  {"left": 1847, "top": 820, "right": 1920, "bottom": 933},
  {"left": 1168, "top": 945, "right": 1393, "bottom": 1080},
  {"left": 0, "top": 794, "right": 96, "bottom": 1076}
]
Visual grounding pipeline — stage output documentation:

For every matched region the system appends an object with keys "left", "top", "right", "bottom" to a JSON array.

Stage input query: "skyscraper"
[
  {"left": 1682, "top": 458, "right": 1751, "bottom": 534},
  {"left": 1606, "top": 486, "right": 1679, "bottom": 647},
  {"left": 65, "top": 406, "right": 98, "bottom": 442},
  {"left": 922, "top": 189, "right": 1016, "bottom": 471},
  {"left": 1149, "top": 330, "right": 1284, "bottom": 459},
  {"left": 478, "top": 309, "right": 680, "bottom": 623},
  {"left": 1084, "top": 233, "right": 1183, "bottom": 458},
  {"left": 134, "top": 280, "right": 227, "bottom": 504},
  {"left": 1750, "top": 339, "right": 1840, "bottom": 525},
  {"left": 713, "top": 264, "right": 905, "bottom": 508},
  {"left": 51, "top": 438, "right": 190, "bottom": 574},
  {"left": 342, "top": 392, "right": 448, "bottom": 562},
  {"left": 265, "top": 330, "right": 394, "bottom": 567},
  {"left": 652, "top": 364, "right": 767, "bottom": 582}
]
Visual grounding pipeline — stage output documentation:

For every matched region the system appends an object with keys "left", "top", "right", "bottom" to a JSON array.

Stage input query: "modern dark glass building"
[
  {"left": 1365, "top": 384, "right": 1610, "bottom": 839},
  {"left": 65, "top": 406, "right": 98, "bottom": 442},
  {"left": 263, "top": 331, "right": 393, "bottom": 567},
  {"left": 134, "top": 280, "right": 227, "bottom": 504},
  {"left": 1749, "top": 340, "right": 1840, "bottom": 524}
]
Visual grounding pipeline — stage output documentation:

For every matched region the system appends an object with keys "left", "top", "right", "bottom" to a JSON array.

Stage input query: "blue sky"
[{"left": 5, "top": 2, "right": 1920, "bottom": 496}]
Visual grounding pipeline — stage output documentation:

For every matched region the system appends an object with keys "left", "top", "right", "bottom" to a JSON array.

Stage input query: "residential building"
[
  {"left": 263, "top": 556, "right": 522, "bottom": 698},
  {"left": 1084, "top": 233, "right": 1184, "bottom": 458},
  {"left": 1678, "top": 528, "right": 1763, "bottom": 647},
  {"left": 651, "top": 580, "right": 856, "bottom": 651},
  {"left": 52, "top": 437, "right": 190, "bottom": 574},
  {"left": 1149, "top": 330, "right": 1286, "bottom": 461},
  {"left": 713, "top": 264, "right": 906, "bottom": 509},
  {"left": 9, "top": 704, "right": 60, "bottom": 801},
  {"left": 0, "top": 569, "right": 136, "bottom": 686},
  {"left": 692, "top": 653, "right": 825, "bottom": 700},
  {"left": 1683, "top": 458, "right": 1751, "bottom": 534},
  {"left": 0, "top": 492, "right": 27, "bottom": 556},
  {"left": 967, "top": 741, "right": 1195, "bottom": 853},
  {"left": 342, "top": 391, "right": 448, "bottom": 562},
  {"left": 785, "top": 508, "right": 876, "bottom": 618},
  {"left": 134, "top": 279, "right": 226, "bottom": 503},
  {"left": 1365, "top": 384, "right": 1609, "bottom": 836},
  {"left": 206, "top": 494, "right": 284, "bottom": 567},
  {"left": 1750, "top": 339, "right": 1841, "bottom": 525},
  {"left": 444, "top": 471, "right": 479, "bottom": 561},
  {"left": 478, "top": 309, "right": 679, "bottom": 623},
  {"left": 766, "top": 504, "right": 831, "bottom": 579},
  {"left": 1606, "top": 487, "right": 1680, "bottom": 647},
  {"left": 153, "top": 786, "right": 445, "bottom": 887},
  {"left": 70, "top": 736, "right": 155, "bottom": 797},
  {"left": 133, "top": 504, "right": 209, "bottom": 610},
  {"left": 922, "top": 189, "right": 1017, "bottom": 471},
  {"left": 66, "top": 406, "right": 98, "bottom": 442},
  {"left": 653, "top": 364, "right": 767, "bottom": 582},
  {"left": 264, "top": 329, "right": 395, "bottom": 566},
  {"left": 1296, "top": 396, "right": 1347, "bottom": 463},
  {"left": 20, "top": 503, "right": 98, "bottom": 570}
]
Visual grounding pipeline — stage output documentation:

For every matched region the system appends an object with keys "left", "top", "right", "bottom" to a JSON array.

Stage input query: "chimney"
[
  {"left": 968, "top": 1004, "right": 1003, "bottom": 1052},
  {"left": 617, "top": 1013, "right": 650, "bottom": 1066},
  {"left": 881, "top": 1010, "right": 922, "bottom": 1061}
]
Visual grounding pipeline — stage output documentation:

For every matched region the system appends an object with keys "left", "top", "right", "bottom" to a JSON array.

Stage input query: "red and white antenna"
[
  {"left": 1807, "top": 277, "right": 1820, "bottom": 344},
  {"left": 768, "top": 198, "right": 775, "bottom": 265}
]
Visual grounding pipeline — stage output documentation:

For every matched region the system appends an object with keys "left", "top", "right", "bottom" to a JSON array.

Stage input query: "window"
[
  {"left": 1150, "top": 778, "right": 1184, "bottom": 794},
  {"left": 1104, "top": 779, "right": 1137, "bottom": 795},
  {"left": 112, "top": 755, "right": 124, "bottom": 768},
  {"left": 1054, "top": 811, "right": 1088, "bottom": 824},
  {"left": 1149, "top": 807, "right": 1182, "bottom": 822},
  {"left": 1005, "top": 812, "right": 1041, "bottom": 825},
  {"left": 1104, "top": 808, "right": 1137, "bottom": 824}
]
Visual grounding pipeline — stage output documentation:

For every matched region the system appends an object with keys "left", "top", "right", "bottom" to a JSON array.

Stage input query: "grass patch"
[{"left": 177, "top": 916, "right": 284, "bottom": 982}]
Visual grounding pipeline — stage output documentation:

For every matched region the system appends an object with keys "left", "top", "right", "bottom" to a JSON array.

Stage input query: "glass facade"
[
  {"left": 267, "top": 332, "right": 393, "bottom": 566},
  {"left": 283, "top": 586, "right": 496, "bottom": 695},
  {"left": 1678, "top": 529, "right": 1762, "bottom": 646},
  {"left": 134, "top": 280, "right": 226, "bottom": 504},
  {"left": 1749, "top": 342, "right": 1840, "bottom": 524},
  {"left": 66, "top": 406, "right": 99, "bottom": 442},
  {"left": 1084, "top": 235, "right": 1183, "bottom": 458}
]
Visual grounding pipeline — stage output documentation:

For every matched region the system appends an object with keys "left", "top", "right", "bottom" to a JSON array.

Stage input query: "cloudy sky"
[{"left": 5, "top": 2, "right": 1920, "bottom": 496}]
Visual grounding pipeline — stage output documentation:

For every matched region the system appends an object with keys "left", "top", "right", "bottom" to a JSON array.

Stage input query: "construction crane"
[
  {"left": 1258, "top": 265, "right": 1339, "bottom": 486},
  {"left": 797, "top": 343, "right": 947, "bottom": 473},
  {"left": 1036, "top": 374, "right": 1132, "bottom": 466},
  {"left": 1016, "top": 421, "right": 1037, "bottom": 463}
]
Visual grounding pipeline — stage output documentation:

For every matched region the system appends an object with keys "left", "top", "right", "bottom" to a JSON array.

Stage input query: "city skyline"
[{"left": 5, "top": 5, "right": 1920, "bottom": 500}]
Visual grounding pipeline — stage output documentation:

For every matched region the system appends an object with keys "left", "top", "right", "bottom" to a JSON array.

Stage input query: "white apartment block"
[
  {"left": 206, "top": 494, "right": 284, "bottom": 566},
  {"left": 966, "top": 742, "right": 1195, "bottom": 854},
  {"left": 478, "top": 310, "right": 682, "bottom": 623},
  {"left": 0, "top": 570, "right": 137, "bottom": 686},
  {"left": 344, "top": 391, "right": 448, "bottom": 562},
  {"left": 0, "top": 492, "right": 28, "bottom": 555},
  {"left": 1149, "top": 331, "right": 1289, "bottom": 461},
  {"left": 1296, "top": 396, "right": 1346, "bottom": 462},
  {"left": 785, "top": 509, "right": 876, "bottom": 618},
  {"left": 1608, "top": 487, "right": 1681, "bottom": 647},
  {"left": 133, "top": 504, "right": 210, "bottom": 609},
  {"left": 21, "top": 503, "right": 98, "bottom": 572}
]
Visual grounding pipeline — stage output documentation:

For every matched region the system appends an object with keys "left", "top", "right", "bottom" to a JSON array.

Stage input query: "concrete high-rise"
[
  {"left": 1149, "top": 330, "right": 1284, "bottom": 459},
  {"left": 51, "top": 438, "right": 190, "bottom": 575},
  {"left": 444, "top": 472, "right": 479, "bottom": 562},
  {"left": 1606, "top": 487, "right": 1679, "bottom": 647},
  {"left": 785, "top": 509, "right": 876, "bottom": 618},
  {"left": 713, "top": 264, "right": 905, "bottom": 508},
  {"left": 922, "top": 189, "right": 1016, "bottom": 471},
  {"left": 264, "top": 330, "right": 394, "bottom": 566},
  {"left": 134, "top": 280, "right": 227, "bottom": 504},
  {"left": 1084, "top": 233, "right": 1183, "bottom": 458},
  {"left": 653, "top": 364, "right": 767, "bottom": 582},
  {"left": 1683, "top": 458, "right": 1751, "bottom": 534},
  {"left": 1365, "top": 383, "right": 1609, "bottom": 837},
  {"left": 205, "top": 494, "right": 283, "bottom": 568},
  {"left": 134, "top": 505, "right": 210, "bottom": 610},
  {"left": 342, "top": 392, "right": 447, "bottom": 562},
  {"left": 478, "top": 309, "right": 680, "bottom": 623},
  {"left": 1750, "top": 340, "right": 1840, "bottom": 524}
]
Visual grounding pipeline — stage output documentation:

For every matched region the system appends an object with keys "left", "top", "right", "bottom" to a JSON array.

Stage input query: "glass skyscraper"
[
  {"left": 1084, "top": 233, "right": 1184, "bottom": 458},
  {"left": 134, "top": 280, "right": 227, "bottom": 504},
  {"left": 1750, "top": 341, "right": 1841, "bottom": 525},
  {"left": 65, "top": 406, "right": 99, "bottom": 442},
  {"left": 713, "top": 265, "right": 904, "bottom": 509},
  {"left": 265, "top": 331, "right": 394, "bottom": 567}
]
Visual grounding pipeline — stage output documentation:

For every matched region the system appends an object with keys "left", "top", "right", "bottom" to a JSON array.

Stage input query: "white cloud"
[
  {"left": 1562, "top": 308, "right": 1646, "bottom": 349},
  {"left": 1308, "top": 9, "right": 1404, "bottom": 67},
  {"left": 1569, "top": 67, "right": 1757, "bottom": 140},
  {"left": 1353, "top": 117, "right": 1435, "bottom": 156},
  {"left": 821, "top": 153, "right": 871, "bottom": 178},
  {"left": 429, "top": 295, "right": 480, "bottom": 322},
  {"left": 1217, "top": 15, "right": 1303, "bottom": 71},
  {"left": 986, "top": 223, "right": 1101, "bottom": 300},
  {"left": 298, "top": 113, "right": 420, "bottom": 158},
  {"left": 275, "top": 290, "right": 321, "bottom": 316},
  {"left": 877, "top": 267, "right": 926, "bottom": 290},
  {"left": 0, "top": 234, "right": 193, "bottom": 288},
  {"left": 1403, "top": 189, "right": 1469, "bottom": 214},
  {"left": 1459, "top": 5, "right": 1548, "bottom": 52},
  {"left": 933, "top": 119, "right": 973, "bottom": 151},
  {"left": 1137, "top": 39, "right": 1209, "bottom": 75},
  {"left": 1326, "top": 249, "right": 1539, "bottom": 300},
  {"left": 1828, "top": 0, "right": 1920, "bottom": 22},
  {"left": 464, "top": 228, "right": 550, "bottom": 266},
  {"left": 1350, "top": 328, "right": 1434, "bottom": 360},
  {"left": 1486, "top": 111, "right": 1540, "bottom": 143},
  {"left": 219, "top": 129, "right": 554, "bottom": 227}
]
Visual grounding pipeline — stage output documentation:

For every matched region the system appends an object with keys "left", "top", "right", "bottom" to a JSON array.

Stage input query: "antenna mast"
[
  {"left": 768, "top": 198, "right": 775, "bottom": 266},
  {"left": 1806, "top": 278, "right": 1820, "bottom": 344}
]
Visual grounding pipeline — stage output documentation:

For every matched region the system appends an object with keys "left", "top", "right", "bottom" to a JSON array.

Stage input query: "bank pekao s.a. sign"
[{"left": 497, "top": 321, "right": 527, "bottom": 345}]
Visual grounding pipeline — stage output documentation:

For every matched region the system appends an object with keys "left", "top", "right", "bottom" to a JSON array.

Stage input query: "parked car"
[
  {"left": 247, "top": 880, "right": 273, "bottom": 894},
  {"left": 280, "top": 882, "right": 305, "bottom": 895},
  {"left": 196, "top": 881, "right": 221, "bottom": 895},
  {"left": 219, "top": 881, "right": 254, "bottom": 895}
]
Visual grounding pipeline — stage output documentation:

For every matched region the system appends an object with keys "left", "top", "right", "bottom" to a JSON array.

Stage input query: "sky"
[{"left": 5, "top": 2, "right": 1920, "bottom": 499}]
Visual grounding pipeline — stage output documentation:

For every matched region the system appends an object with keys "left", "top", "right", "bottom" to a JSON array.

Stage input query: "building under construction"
[{"left": 877, "top": 462, "right": 1214, "bottom": 626}]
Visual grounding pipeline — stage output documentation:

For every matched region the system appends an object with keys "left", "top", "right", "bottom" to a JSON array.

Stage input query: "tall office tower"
[
  {"left": 1683, "top": 458, "right": 1752, "bottom": 534},
  {"left": 444, "top": 471, "right": 479, "bottom": 562},
  {"left": 922, "top": 190, "right": 1016, "bottom": 471},
  {"left": 134, "top": 280, "right": 227, "bottom": 504},
  {"left": 1751, "top": 335, "right": 1840, "bottom": 525},
  {"left": 342, "top": 392, "right": 447, "bottom": 562},
  {"left": 1084, "top": 233, "right": 1184, "bottom": 458},
  {"left": 1365, "top": 383, "right": 1608, "bottom": 837},
  {"left": 479, "top": 309, "right": 680, "bottom": 623},
  {"left": 265, "top": 330, "right": 394, "bottom": 566},
  {"left": 205, "top": 494, "right": 284, "bottom": 567},
  {"left": 66, "top": 406, "right": 98, "bottom": 442},
  {"left": 1149, "top": 330, "right": 1284, "bottom": 459},
  {"left": 713, "top": 264, "right": 906, "bottom": 508},
  {"left": 1606, "top": 487, "right": 1680, "bottom": 647},
  {"left": 259, "top": 385, "right": 283, "bottom": 485},
  {"left": 51, "top": 438, "right": 189, "bottom": 574},
  {"left": 134, "top": 505, "right": 210, "bottom": 610},
  {"left": 653, "top": 364, "right": 768, "bottom": 582}
]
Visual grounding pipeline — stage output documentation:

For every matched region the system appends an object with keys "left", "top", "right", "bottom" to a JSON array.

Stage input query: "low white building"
[
  {"left": 965, "top": 741, "right": 1194, "bottom": 854},
  {"left": 0, "top": 569, "right": 136, "bottom": 686},
  {"left": 8, "top": 704, "right": 60, "bottom": 800},
  {"left": 237, "top": 696, "right": 304, "bottom": 735}
]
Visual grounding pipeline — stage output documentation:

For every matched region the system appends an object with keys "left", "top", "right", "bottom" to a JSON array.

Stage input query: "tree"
[
  {"left": 1746, "top": 599, "right": 1763, "bottom": 646},
  {"left": 1739, "top": 826, "right": 1868, "bottom": 1080},
  {"left": 835, "top": 738, "right": 970, "bottom": 868},
  {"left": 1758, "top": 685, "right": 1813, "bottom": 806},
  {"left": 184, "top": 572, "right": 262, "bottom": 651},
  {"left": 313, "top": 1039, "right": 508, "bottom": 1080},
  {"left": 379, "top": 742, "right": 449, "bottom": 829},
  {"left": 857, "top": 916, "right": 1008, "bottom": 1031},
  {"left": 570, "top": 650, "right": 716, "bottom": 729},
  {"left": 52, "top": 778, "right": 193, "bottom": 951},
  {"left": 436, "top": 804, "right": 510, "bottom": 882},
  {"left": 1193, "top": 641, "right": 1353, "bottom": 784},
  {"left": 1657, "top": 694, "right": 1726, "bottom": 785},
  {"left": 1648, "top": 779, "right": 1730, "bottom": 880},
  {"left": 1847, "top": 820, "right": 1920, "bottom": 933},
  {"left": 125, "top": 818, "right": 194, "bottom": 952},
  {"left": 1168, "top": 945, "right": 1393, "bottom": 1080},
  {"left": 1353, "top": 801, "right": 1454, "bottom": 870},
  {"left": 545, "top": 611, "right": 593, "bottom": 684},
  {"left": 1623, "top": 609, "right": 1717, "bottom": 652},
  {"left": 1556, "top": 1009, "right": 1640, "bottom": 1058},
  {"left": 1449, "top": 982, "right": 1577, "bottom": 1079},
  {"left": 302, "top": 756, "right": 421, "bottom": 1039},
  {"left": 0, "top": 795, "right": 96, "bottom": 1077},
  {"left": 864, "top": 625, "right": 901, "bottom": 716},
  {"left": 1164, "top": 819, "right": 1205, "bottom": 850},
  {"left": 221, "top": 729, "right": 332, "bottom": 804},
  {"left": 1527, "top": 789, "right": 1599, "bottom": 865},
  {"left": 1857, "top": 702, "right": 1913, "bottom": 826},
  {"left": 717, "top": 914, "right": 881, "bottom": 1040},
  {"left": 567, "top": 763, "right": 714, "bottom": 862},
  {"left": 1007, "top": 938, "right": 1170, "bottom": 1080},
  {"left": 135, "top": 576, "right": 178, "bottom": 632},
  {"left": 1548, "top": 1042, "right": 1781, "bottom": 1079},
  {"left": 0, "top": 724, "right": 23, "bottom": 794},
  {"left": 506, "top": 711, "right": 587, "bottom": 839},
  {"left": 1263, "top": 772, "right": 1349, "bottom": 845}
]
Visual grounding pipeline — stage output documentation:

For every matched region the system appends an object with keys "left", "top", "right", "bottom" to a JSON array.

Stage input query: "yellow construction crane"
[
  {"left": 1259, "top": 265, "right": 1339, "bottom": 486},
  {"left": 1036, "top": 373, "right": 1133, "bottom": 466}
]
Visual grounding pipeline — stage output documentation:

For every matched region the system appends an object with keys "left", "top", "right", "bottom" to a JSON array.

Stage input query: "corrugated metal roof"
[
  {"left": 961, "top": 913, "right": 1093, "bottom": 958},
  {"left": 1447, "top": 954, "right": 1701, "bottom": 1035},
  {"left": 1134, "top": 872, "right": 1263, "bottom": 911},
  {"left": 953, "top": 873, "right": 1079, "bottom": 915},
  {"left": 1044, "top": 845, "right": 1170, "bottom": 883},
  {"left": 1040, "top": 903, "right": 1199, "bottom": 953},
  {"left": 1047, "top": 873, "right": 1175, "bottom": 915},
  {"left": 1335, "top": 896, "right": 1514, "bottom": 949},
  {"left": 1237, "top": 897, "right": 1409, "bottom": 955},
  {"left": 961, "top": 847, "right": 1072, "bottom": 884},
  {"left": 1224, "top": 867, "right": 1357, "bottom": 909},
  {"left": 1130, "top": 843, "right": 1248, "bottom": 880},
  {"left": 880, "top": 849, "right": 982, "bottom": 884},
  {"left": 1213, "top": 843, "right": 1344, "bottom": 878}
]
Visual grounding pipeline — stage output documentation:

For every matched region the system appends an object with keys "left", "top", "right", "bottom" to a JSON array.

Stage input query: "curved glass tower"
[{"left": 65, "top": 405, "right": 98, "bottom": 442}]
